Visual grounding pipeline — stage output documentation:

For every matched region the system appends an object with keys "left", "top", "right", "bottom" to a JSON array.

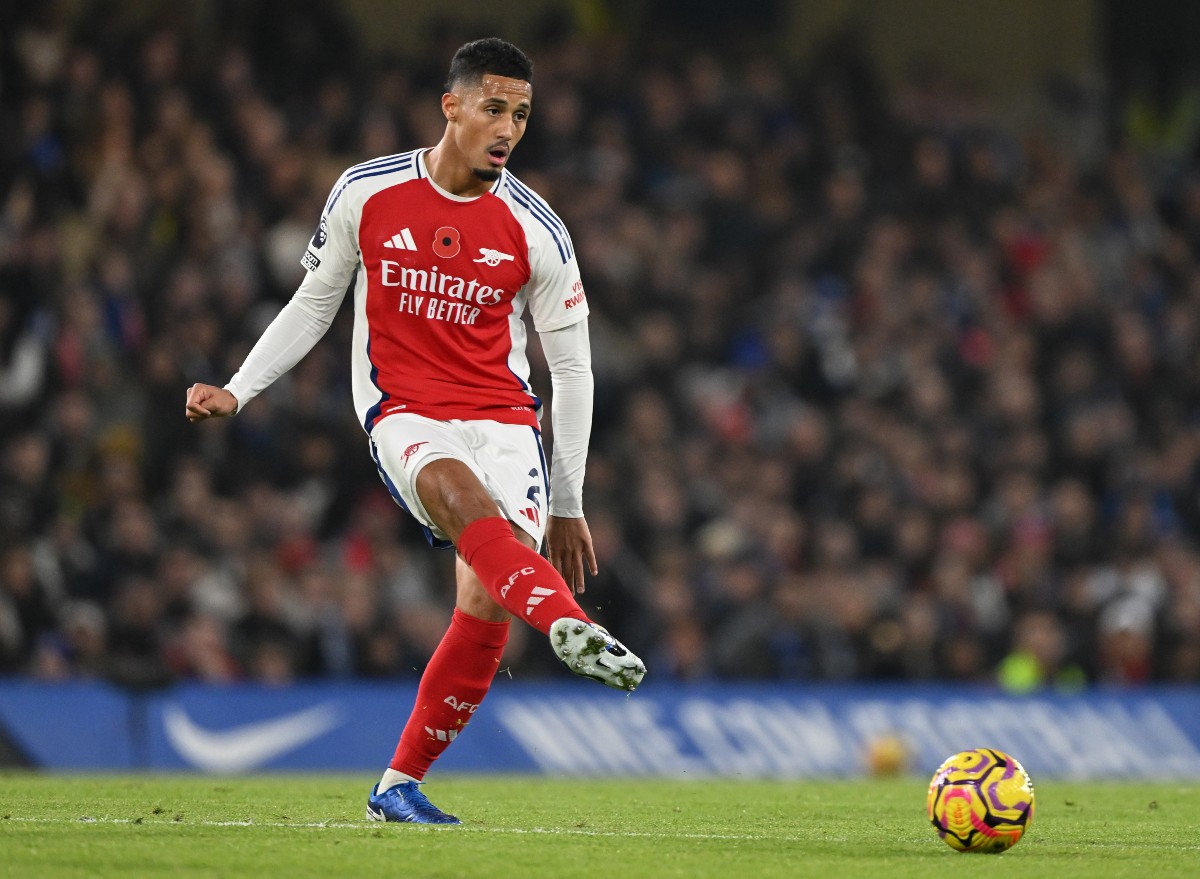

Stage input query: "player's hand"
[
  {"left": 185, "top": 384, "right": 239, "bottom": 422},
  {"left": 545, "top": 515, "right": 598, "bottom": 595}
]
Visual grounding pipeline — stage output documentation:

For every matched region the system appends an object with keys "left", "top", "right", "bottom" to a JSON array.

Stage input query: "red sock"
[
  {"left": 390, "top": 609, "right": 509, "bottom": 779},
  {"left": 457, "top": 517, "right": 590, "bottom": 635}
]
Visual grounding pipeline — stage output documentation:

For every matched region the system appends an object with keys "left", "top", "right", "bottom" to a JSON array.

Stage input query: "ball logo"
[{"left": 433, "top": 226, "right": 461, "bottom": 258}]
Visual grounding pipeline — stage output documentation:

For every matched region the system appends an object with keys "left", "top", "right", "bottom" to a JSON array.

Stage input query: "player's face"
[{"left": 448, "top": 75, "right": 531, "bottom": 182}]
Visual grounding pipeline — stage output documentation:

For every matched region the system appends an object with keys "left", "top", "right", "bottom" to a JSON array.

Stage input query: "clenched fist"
[{"left": 185, "top": 384, "right": 239, "bottom": 421}]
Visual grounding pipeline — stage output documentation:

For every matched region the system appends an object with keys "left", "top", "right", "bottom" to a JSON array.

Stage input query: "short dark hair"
[{"left": 445, "top": 38, "right": 533, "bottom": 91}]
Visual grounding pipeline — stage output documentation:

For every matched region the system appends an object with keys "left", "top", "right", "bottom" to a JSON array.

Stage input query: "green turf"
[{"left": 0, "top": 774, "right": 1197, "bottom": 878}]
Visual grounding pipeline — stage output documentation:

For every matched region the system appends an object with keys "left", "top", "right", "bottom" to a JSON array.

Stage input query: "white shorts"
[{"left": 369, "top": 413, "right": 549, "bottom": 549}]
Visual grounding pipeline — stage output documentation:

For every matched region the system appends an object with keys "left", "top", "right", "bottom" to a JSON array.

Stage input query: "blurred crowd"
[{"left": 3, "top": 3, "right": 1200, "bottom": 691}]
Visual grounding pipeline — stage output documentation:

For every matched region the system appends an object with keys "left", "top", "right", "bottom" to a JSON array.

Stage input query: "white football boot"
[{"left": 549, "top": 618, "right": 646, "bottom": 692}]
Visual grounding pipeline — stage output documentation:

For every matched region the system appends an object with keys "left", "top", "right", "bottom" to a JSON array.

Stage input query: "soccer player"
[{"left": 184, "top": 38, "right": 645, "bottom": 824}]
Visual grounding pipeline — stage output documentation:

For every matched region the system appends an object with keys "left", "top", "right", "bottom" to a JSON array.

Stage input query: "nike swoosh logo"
[{"left": 163, "top": 702, "right": 342, "bottom": 772}]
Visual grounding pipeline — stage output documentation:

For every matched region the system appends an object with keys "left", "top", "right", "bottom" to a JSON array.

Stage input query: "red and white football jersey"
[{"left": 304, "top": 149, "right": 589, "bottom": 432}]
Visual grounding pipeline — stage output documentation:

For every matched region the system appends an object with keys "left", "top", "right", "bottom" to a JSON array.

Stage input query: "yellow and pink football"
[{"left": 927, "top": 748, "right": 1035, "bottom": 853}]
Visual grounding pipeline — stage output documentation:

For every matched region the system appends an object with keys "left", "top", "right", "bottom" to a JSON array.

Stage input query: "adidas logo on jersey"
[{"left": 382, "top": 228, "right": 418, "bottom": 250}]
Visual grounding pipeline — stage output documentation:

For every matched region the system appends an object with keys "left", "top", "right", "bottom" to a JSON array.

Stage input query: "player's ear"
[{"left": 442, "top": 92, "right": 458, "bottom": 122}]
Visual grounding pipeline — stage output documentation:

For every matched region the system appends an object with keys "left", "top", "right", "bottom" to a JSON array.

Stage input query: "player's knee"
[
  {"left": 456, "top": 576, "right": 509, "bottom": 622},
  {"left": 417, "top": 460, "right": 497, "bottom": 525}
]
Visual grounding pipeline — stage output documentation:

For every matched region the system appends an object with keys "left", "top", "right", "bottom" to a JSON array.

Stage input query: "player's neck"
[{"left": 424, "top": 143, "right": 494, "bottom": 199}]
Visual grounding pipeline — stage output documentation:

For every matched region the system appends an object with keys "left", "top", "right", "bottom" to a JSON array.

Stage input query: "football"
[{"left": 926, "top": 748, "right": 1035, "bottom": 853}]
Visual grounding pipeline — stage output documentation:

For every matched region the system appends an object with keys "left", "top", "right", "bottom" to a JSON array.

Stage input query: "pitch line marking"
[
  {"left": 3, "top": 816, "right": 782, "bottom": 841},
  {"left": 5, "top": 816, "right": 1200, "bottom": 851}
]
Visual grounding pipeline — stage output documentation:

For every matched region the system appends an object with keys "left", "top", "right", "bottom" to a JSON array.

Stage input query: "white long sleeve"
[
  {"left": 224, "top": 273, "right": 349, "bottom": 410},
  {"left": 539, "top": 319, "right": 593, "bottom": 517}
]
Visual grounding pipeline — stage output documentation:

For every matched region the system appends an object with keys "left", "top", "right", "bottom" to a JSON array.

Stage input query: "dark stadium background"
[{"left": 2, "top": 0, "right": 1200, "bottom": 771}]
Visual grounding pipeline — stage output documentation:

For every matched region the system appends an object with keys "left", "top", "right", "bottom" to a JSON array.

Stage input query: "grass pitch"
[{"left": 1, "top": 774, "right": 1197, "bottom": 878}]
